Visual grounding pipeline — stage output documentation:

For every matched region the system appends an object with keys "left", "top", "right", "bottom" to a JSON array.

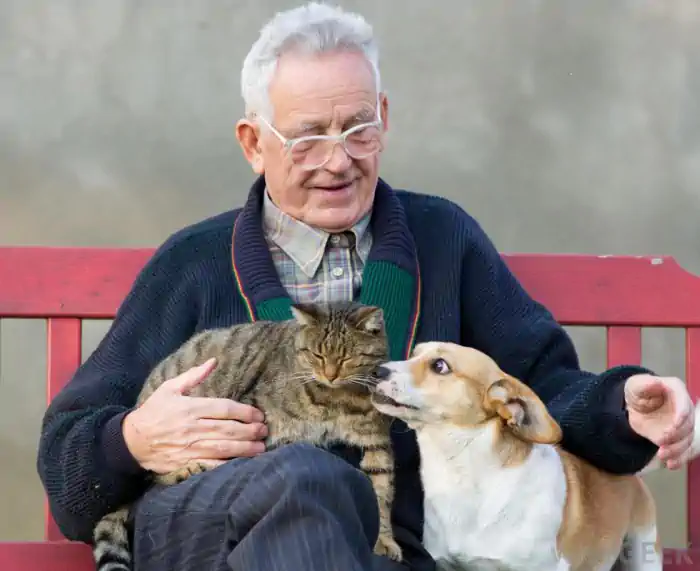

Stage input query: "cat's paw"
[
  {"left": 156, "top": 461, "right": 209, "bottom": 486},
  {"left": 185, "top": 461, "right": 209, "bottom": 476},
  {"left": 374, "top": 533, "right": 403, "bottom": 561}
]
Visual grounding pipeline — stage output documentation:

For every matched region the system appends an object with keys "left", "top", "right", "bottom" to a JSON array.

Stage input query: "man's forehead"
[
  {"left": 280, "top": 99, "right": 378, "bottom": 132},
  {"left": 301, "top": 103, "right": 376, "bottom": 123}
]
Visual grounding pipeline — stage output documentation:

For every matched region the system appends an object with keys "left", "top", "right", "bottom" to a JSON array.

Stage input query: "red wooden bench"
[{"left": 0, "top": 246, "right": 698, "bottom": 570}]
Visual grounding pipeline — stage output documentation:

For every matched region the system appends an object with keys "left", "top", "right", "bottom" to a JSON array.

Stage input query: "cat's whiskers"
[
  {"left": 343, "top": 378, "right": 376, "bottom": 390},
  {"left": 342, "top": 374, "right": 378, "bottom": 388},
  {"left": 279, "top": 373, "right": 314, "bottom": 385}
]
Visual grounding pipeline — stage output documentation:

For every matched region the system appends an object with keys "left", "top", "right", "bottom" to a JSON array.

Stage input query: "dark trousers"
[{"left": 131, "top": 442, "right": 420, "bottom": 571}]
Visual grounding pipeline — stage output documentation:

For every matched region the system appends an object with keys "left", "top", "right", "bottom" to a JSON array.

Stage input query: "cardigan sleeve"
[
  {"left": 36, "top": 242, "right": 199, "bottom": 543},
  {"left": 458, "top": 217, "right": 658, "bottom": 474}
]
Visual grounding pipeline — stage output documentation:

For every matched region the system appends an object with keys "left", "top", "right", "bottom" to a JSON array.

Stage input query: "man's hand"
[
  {"left": 625, "top": 374, "right": 695, "bottom": 470},
  {"left": 122, "top": 358, "right": 268, "bottom": 474}
]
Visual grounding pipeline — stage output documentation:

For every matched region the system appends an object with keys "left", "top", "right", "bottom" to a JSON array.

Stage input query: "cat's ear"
[
  {"left": 290, "top": 303, "right": 322, "bottom": 326},
  {"left": 351, "top": 305, "right": 385, "bottom": 334}
]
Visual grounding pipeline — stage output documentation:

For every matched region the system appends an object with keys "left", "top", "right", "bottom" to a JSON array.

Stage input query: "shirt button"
[
  {"left": 330, "top": 235, "right": 340, "bottom": 245},
  {"left": 332, "top": 267, "right": 344, "bottom": 278}
]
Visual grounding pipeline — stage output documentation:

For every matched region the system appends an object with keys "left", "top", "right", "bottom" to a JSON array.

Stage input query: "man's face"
[{"left": 236, "top": 50, "right": 389, "bottom": 232}]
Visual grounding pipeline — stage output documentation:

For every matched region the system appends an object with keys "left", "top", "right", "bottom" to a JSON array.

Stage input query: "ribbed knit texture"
[
  {"left": 255, "top": 297, "right": 293, "bottom": 322},
  {"left": 36, "top": 176, "right": 659, "bottom": 548},
  {"left": 358, "top": 261, "right": 418, "bottom": 360}
]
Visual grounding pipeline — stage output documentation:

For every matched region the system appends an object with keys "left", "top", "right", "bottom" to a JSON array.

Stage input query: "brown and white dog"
[{"left": 371, "top": 342, "right": 700, "bottom": 571}]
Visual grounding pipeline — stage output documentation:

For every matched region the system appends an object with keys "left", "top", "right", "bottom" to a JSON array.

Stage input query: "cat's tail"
[
  {"left": 93, "top": 506, "right": 132, "bottom": 571},
  {"left": 638, "top": 400, "right": 700, "bottom": 476}
]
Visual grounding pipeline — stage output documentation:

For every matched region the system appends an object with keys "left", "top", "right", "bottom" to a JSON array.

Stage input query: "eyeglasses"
[{"left": 255, "top": 112, "right": 384, "bottom": 171}]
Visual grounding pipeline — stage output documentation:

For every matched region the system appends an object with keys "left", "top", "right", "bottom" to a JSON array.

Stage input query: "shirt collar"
[{"left": 262, "top": 189, "right": 372, "bottom": 278}]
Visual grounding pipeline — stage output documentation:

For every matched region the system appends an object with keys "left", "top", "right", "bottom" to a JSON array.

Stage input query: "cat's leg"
[
  {"left": 359, "top": 442, "right": 402, "bottom": 562},
  {"left": 155, "top": 460, "right": 210, "bottom": 486},
  {"left": 93, "top": 507, "right": 131, "bottom": 571}
]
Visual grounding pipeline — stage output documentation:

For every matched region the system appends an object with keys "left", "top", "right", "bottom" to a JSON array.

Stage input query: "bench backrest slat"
[
  {"left": 45, "top": 318, "right": 83, "bottom": 541},
  {"left": 606, "top": 326, "right": 642, "bottom": 368},
  {"left": 687, "top": 327, "right": 700, "bottom": 544},
  {"left": 1, "top": 246, "right": 699, "bottom": 548}
]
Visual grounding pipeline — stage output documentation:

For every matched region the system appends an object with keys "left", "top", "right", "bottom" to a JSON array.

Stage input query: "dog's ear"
[{"left": 483, "top": 374, "right": 562, "bottom": 444}]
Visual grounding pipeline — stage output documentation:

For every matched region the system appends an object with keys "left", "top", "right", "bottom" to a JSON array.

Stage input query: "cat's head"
[{"left": 290, "top": 302, "right": 389, "bottom": 390}]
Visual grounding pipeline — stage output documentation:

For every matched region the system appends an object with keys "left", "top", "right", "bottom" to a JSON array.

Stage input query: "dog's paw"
[{"left": 374, "top": 534, "right": 403, "bottom": 561}]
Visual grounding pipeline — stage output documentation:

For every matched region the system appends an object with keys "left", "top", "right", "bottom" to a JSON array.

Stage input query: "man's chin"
[
  {"left": 306, "top": 205, "right": 361, "bottom": 232},
  {"left": 312, "top": 185, "right": 357, "bottom": 210}
]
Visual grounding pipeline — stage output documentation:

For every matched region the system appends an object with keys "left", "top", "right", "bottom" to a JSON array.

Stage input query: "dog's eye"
[{"left": 430, "top": 358, "right": 450, "bottom": 375}]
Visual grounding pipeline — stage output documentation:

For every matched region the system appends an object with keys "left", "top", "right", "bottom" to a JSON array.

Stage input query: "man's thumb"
[
  {"left": 168, "top": 358, "right": 217, "bottom": 394},
  {"left": 626, "top": 376, "right": 666, "bottom": 414},
  {"left": 635, "top": 378, "right": 666, "bottom": 399}
]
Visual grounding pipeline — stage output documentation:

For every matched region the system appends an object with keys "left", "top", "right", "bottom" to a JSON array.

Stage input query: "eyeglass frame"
[{"left": 253, "top": 103, "right": 385, "bottom": 171}]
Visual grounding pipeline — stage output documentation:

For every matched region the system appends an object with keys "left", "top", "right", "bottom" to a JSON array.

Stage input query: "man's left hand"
[{"left": 625, "top": 374, "right": 695, "bottom": 469}]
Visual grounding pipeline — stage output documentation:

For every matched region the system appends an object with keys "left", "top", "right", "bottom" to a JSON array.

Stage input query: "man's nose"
[{"left": 322, "top": 141, "right": 353, "bottom": 173}]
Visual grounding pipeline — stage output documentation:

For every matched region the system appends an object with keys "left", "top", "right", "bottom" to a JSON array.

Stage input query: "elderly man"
[{"left": 37, "top": 3, "right": 695, "bottom": 571}]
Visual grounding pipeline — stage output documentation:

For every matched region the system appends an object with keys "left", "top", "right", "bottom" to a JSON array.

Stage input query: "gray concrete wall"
[{"left": 1, "top": 0, "right": 698, "bottom": 548}]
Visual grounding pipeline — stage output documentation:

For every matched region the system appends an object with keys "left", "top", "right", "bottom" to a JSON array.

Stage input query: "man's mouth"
[
  {"left": 315, "top": 180, "right": 354, "bottom": 191},
  {"left": 371, "top": 392, "right": 420, "bottom": 410}
]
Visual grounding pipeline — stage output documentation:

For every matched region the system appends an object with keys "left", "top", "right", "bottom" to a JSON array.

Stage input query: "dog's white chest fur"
[{"left": 418, "top": 425, "right": 570, "bottom": 571}]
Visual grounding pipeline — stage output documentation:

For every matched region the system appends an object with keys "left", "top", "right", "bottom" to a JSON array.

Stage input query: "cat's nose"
[
  {"left": 372, "top": 365, "right": 392, "bottom": 380},
  {"left": 324, "top": 364, "right": 339, "bottom": 381}
]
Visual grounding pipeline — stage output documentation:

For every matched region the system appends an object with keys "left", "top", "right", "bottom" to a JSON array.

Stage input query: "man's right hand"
[{"left": 122, "top": 358, "right": 268, "bottom": 474}]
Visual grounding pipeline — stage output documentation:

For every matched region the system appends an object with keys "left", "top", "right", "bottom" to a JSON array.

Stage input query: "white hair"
[{"left": 240, "top": 2, "right": 381, "bottom": 119}]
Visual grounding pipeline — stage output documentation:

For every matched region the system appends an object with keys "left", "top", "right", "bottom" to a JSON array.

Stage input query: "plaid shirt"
[{"left": 262, "top": 191, "right": 373, "bottom": 304}]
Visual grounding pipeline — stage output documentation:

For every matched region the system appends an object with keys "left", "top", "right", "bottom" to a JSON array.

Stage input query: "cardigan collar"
[{"left": 231, "top": 175, "right": 421, "bottom": 360}]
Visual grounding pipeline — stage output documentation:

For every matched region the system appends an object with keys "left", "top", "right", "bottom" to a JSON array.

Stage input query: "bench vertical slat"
[
  {"left": 606, "top": 326, "right": 642, "bottom": 367},
  {"left": 687, "top": 327, "right": 700, "bottom": 549},
  {"left": 45, "top": 318, "right": 82, "bottom": 542}
]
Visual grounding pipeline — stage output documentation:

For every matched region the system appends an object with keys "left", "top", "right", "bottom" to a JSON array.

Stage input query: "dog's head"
[{"left": 371, "top": 342, "right": 562, "bottom": 444}]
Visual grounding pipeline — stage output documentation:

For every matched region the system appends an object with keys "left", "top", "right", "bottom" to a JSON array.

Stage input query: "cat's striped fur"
[{"left": 92, "top": 301, "right": 400, "bottom": 570}]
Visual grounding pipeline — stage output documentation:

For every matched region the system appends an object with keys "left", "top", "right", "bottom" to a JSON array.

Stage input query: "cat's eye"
[
  {"left": 306, "top": 350, "right": 324, "bottom": 360},
  {"left": 429, "top": 358, "right": 450, "bottom": 375}
]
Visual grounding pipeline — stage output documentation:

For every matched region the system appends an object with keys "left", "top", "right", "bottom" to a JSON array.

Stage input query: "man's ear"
[
  {"left": 235, "top": 118, "right": 265, "bottom": 175},
  {"left": 483, "top": 374, "right": 562, "bottom": 444},
  {"left": 379, "top": 92, "right": 390, "bottom": 134}
]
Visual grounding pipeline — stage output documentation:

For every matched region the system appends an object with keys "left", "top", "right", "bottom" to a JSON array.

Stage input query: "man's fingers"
[
  {"left": 659, "top": 432, "right": 694, "bottom": 469},
  {"left": 668, "top": 407, "right": 693, "bottom": 441},
  {"left": 671, "top": 392, "right": 693, "bottom": 430},
  {"left": 187, "top": 396, "right": 265, "bottom": 423},
  {"left": 190, "top": 418, "right": 268, "bottom": 441},
  {"left": 188, "top": 439, "right": 266, "bottom": 459},
  {"left": 658, "top": 409, "right": 693, "bottom": 448},
  {"left": 658, "top": 385, "right": 693, "bottom": 446},
  {"left": 167, "top": 358, "right": 218, "bottom": 394}
]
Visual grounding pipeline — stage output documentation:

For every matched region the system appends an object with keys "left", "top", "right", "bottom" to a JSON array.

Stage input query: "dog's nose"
[{"left": 372, "top": 365, "right": 392, "bottom": 380}]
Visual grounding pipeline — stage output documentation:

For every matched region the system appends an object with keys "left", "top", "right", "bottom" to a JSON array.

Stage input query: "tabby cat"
[{"left": 92, "top": 301, "right": 401, "bottom": 570}]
